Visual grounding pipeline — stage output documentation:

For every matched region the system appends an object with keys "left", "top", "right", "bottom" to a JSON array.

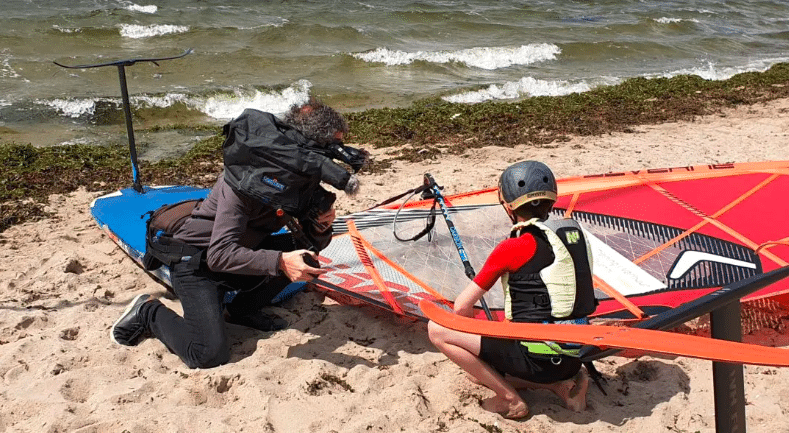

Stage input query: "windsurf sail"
[{"left": 314, "top": 161, "right": 789, "bottom": 328}]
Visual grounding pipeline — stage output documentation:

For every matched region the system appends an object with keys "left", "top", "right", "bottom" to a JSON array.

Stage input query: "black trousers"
[{"left": 144, "top": 235, "right": 294, "bottom": 369}]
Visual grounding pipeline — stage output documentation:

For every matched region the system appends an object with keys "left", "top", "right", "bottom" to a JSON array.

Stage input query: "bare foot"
[
  {"left": 551, "top": 369, "right": 589, "bottom": 412},
  {"left": 481, "top": 396, "right": 529, "bottom": 419}
]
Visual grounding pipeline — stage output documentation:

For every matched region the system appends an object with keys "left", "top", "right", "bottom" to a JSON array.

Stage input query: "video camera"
[{"left": 222, "top": 108, "right": 368, "bottom": 229}]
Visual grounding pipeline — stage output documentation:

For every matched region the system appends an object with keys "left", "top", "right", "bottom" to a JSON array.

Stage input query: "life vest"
[
  {"left": 502, "top": 218, "right": 597, "bottom": 357},
  {"left": 502, "top": 217, "right": 596, "bottom": 321}
]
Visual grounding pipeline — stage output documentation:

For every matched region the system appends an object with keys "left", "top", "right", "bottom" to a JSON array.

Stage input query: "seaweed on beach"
[
  {"left": 346, "top": 63, "right": 789, "bottom": 158},
  {"left": 0, "top": 134, "right": 224, "bottom": 232},
  {"left": 2, "top": 63, "right": 789, "bottom": 232}
]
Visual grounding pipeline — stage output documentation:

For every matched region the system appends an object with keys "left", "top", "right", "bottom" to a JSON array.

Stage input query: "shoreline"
[{"left": 3, "top": 65, "right": 789, "bottom": 233}]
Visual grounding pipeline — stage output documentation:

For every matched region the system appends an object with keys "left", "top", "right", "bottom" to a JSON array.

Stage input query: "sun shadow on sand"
[
  {"left": 222, "top": 289, "right": 696, "bottom": 428},
  {"left": 519, "top": 359, "right": 691, "bottom": 426},
  {"left": 230, "top": 290, "right": 434, "bottom": 368}
]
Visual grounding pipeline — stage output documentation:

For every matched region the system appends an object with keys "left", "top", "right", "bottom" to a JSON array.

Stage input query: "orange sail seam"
[
  {"left": 353, "top": 232, "right": 450, "bottom": 303},
  {"left": 756, "top": 237, "right": 789, "bottom": 255},
  {"left": 563, "top": 193, "right": 581, "bottom": 218},
  {"left": 346, "top": 219, "right": 406, "bottom": 315}
]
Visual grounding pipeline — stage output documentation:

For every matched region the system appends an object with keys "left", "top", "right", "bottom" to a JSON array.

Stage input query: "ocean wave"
[
  {"left": 37, "top": 80, "right": 313, "bottom": 122},
  {"left": 446, "top": 58, "right": 789, "bottom": 105},
  {"left": 443, "top": 77, "right": 595, "bottom": 104},
  {"left": 352, "top": 44, "right": 561, "bottom": 70},
  {"left": 236, "top": 18, "right": 289, "bottom": 30},
  {"left": 201, "top": 80, "right": 312, "bottom": 119},
  {"left": 654, "top": 17, "right": 700, "bottom": 24},
  {"left": 41, "top": 98, "right": 97, "bottom": 118},
  {"left": 52, "top": 25, "right": 82, "bottom": 34},
  {"left": 119, "top": 24, "right": 189, "bottom": 39},
  {"left": 123, "top": 2, "right": 158, "bottom": 14},
  {"left": 659, "top": 59, "right": 789, "bottom": 81}
]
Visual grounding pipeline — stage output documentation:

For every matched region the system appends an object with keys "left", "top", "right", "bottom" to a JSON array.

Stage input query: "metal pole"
[
  {"left": 425, "top": 173, "right": 494, "bottom": 320},
  {"left": 710, "top": 301, "right": 746, "bottom": 433},
  {"left": 53, "top": 49, "right": 192, "bottom": 193},
  {"left": 117, "top": 65, "right": 143, "bottom": 193}
]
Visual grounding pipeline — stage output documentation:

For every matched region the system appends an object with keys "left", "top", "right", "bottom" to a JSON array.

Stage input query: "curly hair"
[{"left": 283, "top": 99, "right": 349, "bottom": 146}]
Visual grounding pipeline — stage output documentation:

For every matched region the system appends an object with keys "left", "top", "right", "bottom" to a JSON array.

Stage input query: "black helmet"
[{"left": 498, "top": 160, "right": 557, "bottom": 211}]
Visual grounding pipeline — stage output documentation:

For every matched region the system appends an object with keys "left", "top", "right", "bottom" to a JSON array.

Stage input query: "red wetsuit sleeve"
[{"left": 473, "top": 233, "right": 537, "bottom": 291}]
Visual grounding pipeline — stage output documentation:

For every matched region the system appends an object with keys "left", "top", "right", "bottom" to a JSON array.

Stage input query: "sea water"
[{"left": 1, "top": 0, "right": 787, "bottom": 157}]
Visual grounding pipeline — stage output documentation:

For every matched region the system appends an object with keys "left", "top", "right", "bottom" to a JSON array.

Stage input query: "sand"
[{"left": 2, "top": 99, "right": 789, "bottom": 433}]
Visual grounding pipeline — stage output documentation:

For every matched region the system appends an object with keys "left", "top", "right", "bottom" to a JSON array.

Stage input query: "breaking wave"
[
  {"left": 353, "top": 44, "right": 561, "bottom": 70},
  {"left": 119, "top": 24, "right": 189, "bottom": 39},
  {"left": 37, "top": 80, "right": 313, "bottom": 121},
  {"left": 443, "top": 77, "right": 597, "bottom": 104}
]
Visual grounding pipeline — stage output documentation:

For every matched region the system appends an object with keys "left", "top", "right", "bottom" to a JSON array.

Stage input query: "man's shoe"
[
  {"left": 111, "top": 294, "right": 152, "bottom": 346},
  {"left": 226, "top": 310, "right": 288, "bottom": 332}
]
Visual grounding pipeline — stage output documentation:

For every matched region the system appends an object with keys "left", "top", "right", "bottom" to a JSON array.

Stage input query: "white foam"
[
  {"left": 41, "top": 98, "right": 97, "bottom": 118},
  {"left": 447, "top": 55, "right": 789, "bottom": 104},
  {"left": 353, "top": 44, "right": 561, "bottom": 70},
  {"left": 124, "top": 3, "right": 158, "bottom": 14},
  {"left": 654, "top": 17, "right": 698, "bottom": 24},
  {"left": 133, "top": 93, "right": 191, "bottom": 108},
  {"left": 443, "top": 76, "right": 594, "bottom": 104},
  {"left": 1, "top": 56, "right": 21, "bottom": 79},
  {"left": 200, "top": 80, "right": 312, "bottom": 120},
  {"left": 119, "top": 24, "right": 189, "bottom": 39},
  {"left": 444, "top": 57, "right": 789, "bottom": 105},
  {"left": 38, "top": 81, "right": 312, "bottom": 122},
  {"left": 658, "top": 58, "right": 789, "bottom": 81},
  {"left": 52, "top": 25, "right": 82, "bottom": 34}
]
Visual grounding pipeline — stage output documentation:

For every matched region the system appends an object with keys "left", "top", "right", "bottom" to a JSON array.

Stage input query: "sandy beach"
[{"left": 2, "top": 99, "right": 789, "bottom": 433}]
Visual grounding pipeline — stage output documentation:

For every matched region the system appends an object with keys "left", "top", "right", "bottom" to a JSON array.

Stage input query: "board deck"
[
  {"left": 91, "top": 185, "right": 209, "bottom": 286},
  {"left": 419, "top": 299, "right": 789, "bottom": 367}
]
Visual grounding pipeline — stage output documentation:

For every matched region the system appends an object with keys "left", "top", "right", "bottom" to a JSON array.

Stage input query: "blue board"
[
  {"left": 90, "top": 185, "right": 306, "bottom": 302},
  {"left": 91, "top": 185, "right": 209, "bottom": 256}
]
